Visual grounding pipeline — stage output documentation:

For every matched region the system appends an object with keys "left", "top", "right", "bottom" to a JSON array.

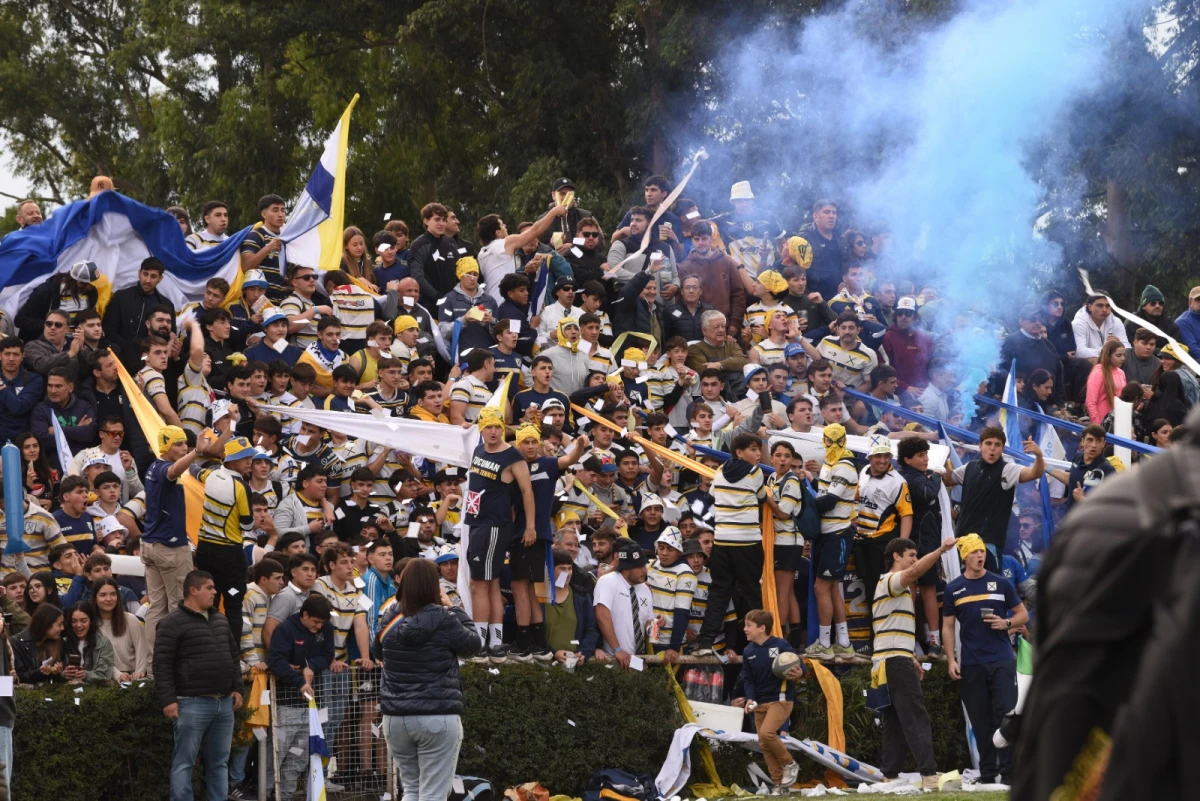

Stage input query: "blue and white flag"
[
  {"left": 279, "top": 95, "right": 359, "bottom": 274},
  {"left": 999, "top": 362, "right": 1023, "bottom": 449},
  {"left": 0, "top": 191, "right": 248, "bottom": 325},
  {"left": 50, "top": 413, "right": 74, "bottom": 481},
  {"left": 307, "top": 696, "right": 330, "bottom": 801}
]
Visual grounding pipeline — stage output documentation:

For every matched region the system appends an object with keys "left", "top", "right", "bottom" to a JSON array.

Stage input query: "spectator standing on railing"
[
  {"left": 379, "top": 559, "right": 481, "bottom": 801},
  {"left": 154, "top": 570, "right": 244, "bottom": 801}
]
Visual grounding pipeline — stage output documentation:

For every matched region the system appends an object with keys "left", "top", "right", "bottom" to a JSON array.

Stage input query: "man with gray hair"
[
  {"left": 686, "top": 311, "right": 749, "bottom": 394},
  {"left": 394, "top": 277, "right": 440, "bottom": 362}
]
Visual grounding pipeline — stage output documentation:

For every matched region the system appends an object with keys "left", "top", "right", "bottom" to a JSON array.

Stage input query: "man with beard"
[
  {"left": 563, "top": 217, "right": 608, "bottom": 289},
  {"left": 679, "top": 223, "right": 746, "bottom": 341},
  {"left": 1125, "top": 284, "right": 1180, "bottom": 348},
  {"left": 103, "top": 258, "right": 176, "bottom": 371}
]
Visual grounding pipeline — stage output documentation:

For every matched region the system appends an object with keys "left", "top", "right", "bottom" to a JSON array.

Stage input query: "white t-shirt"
[
  {"left": 478, "top": 239, "right": 515, "bottom": 306},
  {"left": 593, "top": 571, "right": 653, "bottom": 654}
]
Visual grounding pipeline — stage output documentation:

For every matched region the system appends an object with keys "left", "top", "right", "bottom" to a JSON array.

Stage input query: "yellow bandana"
[
  {"left": 787, "top": 237, "right": 813, "bottom": 270},
  {"left": 957, "top": 533, "right": 986, "bottom": 559},
  {"left": 514, "top": 424, "right": 542, "bottom": 445},
  {"left": 556, "top": 316, "right": 581, "bottom": 351},
  {"left": 822, "top": 423, "right": 853, "bottom": 466},
  {"left": 456, "top": 256, "right": 480, "bottom": 280},
  {"left": 158, "top": 425, "right": 187, "bottom": 453},
  {"left": 477, "top": 407, "right": 505, "bottom": 430},
  {"left": 394, "top": 315, "right": 419, "bottom": 334},
  {"left": 757, "top": 270, "right": 787, "bottom": 294}
]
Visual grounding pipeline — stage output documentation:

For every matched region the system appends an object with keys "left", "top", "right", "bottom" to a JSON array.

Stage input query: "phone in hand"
[{"left": 67, "top": 653, "right": 83, "bottom": 668}]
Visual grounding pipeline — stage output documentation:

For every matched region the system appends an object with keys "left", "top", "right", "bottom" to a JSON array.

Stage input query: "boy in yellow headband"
[
  {"left": 941, "top": 532, "right": 1028, "bottom": 784},
  {"left": 743, "top": 270, "right": 797, "bottom": 345},
  {"left": 804, "top": 423, "right": 859, "bottom": 659},
  {"left": 438, "top": 255, "right": 499, "bottom": 363},
  {"left": 464, "top": 407, "right": 536, "bottom": 662},
  {"left": 507, "top": 423, "right": 591, "bottom": 661}
]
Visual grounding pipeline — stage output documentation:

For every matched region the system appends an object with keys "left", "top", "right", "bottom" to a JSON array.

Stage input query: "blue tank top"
[
  {"left": 512, "top": 455, "right": 560, "bottom": 541},
  {"left": 465, "top": 443, "right": 523, "bottom": 527}
]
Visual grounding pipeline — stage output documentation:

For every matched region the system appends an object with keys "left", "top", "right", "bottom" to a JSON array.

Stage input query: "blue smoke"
[{"left": 681, "top": 0, "right": 1156, "bottom": 417}]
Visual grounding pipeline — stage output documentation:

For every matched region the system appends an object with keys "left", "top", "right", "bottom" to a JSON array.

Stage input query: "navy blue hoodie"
[
  {"left": 267, "top": 613, "right": 334, "bottom": 706},
  {"left": 742, "top": 635, "right": 799, "bottom": 703}
]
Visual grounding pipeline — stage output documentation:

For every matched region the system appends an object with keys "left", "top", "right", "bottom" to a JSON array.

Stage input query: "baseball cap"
[
  {"left": 868, "top": 433, "right": 894, "bottom": 457},
  {"left": 552, "top": 177, "right": 575, "bottom": 192},
  {"left": 895, "top": 296, "right": 918, "bottom": 313},
  {"left": 434, "top": 547, "right": 459, "bottom": 564},
  {"left": 251, "top": 447, "right": 274, "bottom": 462},
  {"left": 261, "top": 307, "right": 289, "bottom": 327},
  {"left": 224, "top": 437, "right": 257, "bottom": 462},
  {"left": 785, "top": 343, "right": 806, "bottom": 358},
  {"left": 554, "top": 276, "right": 576, "bottom": 292},
  {"left": 243, "top": 269, "right": 270, "bottom": 289},
  {"left": 743, "top": 363, "right": 766, "bottom": 382},
  {"left": 434, "top": 467, "right": 462, "bottom": 484},
  {"left": 70, "top": 260, "right": 100, "bottom": 284},
  {"left": 1189, "top": 285, "right": 1200, "bottom": 301},
  {"left": 615, "top": 539, "right": 649, "bottom": 569},
  {"left": 540, "top": 398, "right": 566, "bottom": 412},
  {"left": 1018, "top": 305, "right": 1043, "bottom": 322}
]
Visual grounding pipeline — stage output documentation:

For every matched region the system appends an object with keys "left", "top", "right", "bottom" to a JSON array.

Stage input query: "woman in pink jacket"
[{"left": 1085, "top": 339, "right": 1127, "bottom": 423}]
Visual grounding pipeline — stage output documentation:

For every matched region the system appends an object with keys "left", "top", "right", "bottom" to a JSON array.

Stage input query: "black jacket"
[
  {"left": 103, "top": 285, "right": 176, "bottom": 369},
  {"left": 267, "top": 613, "right": 334, "bottom": 706},
  {"left": 11, "top": 629, "right": 63, "bottom": 690},
  {"left": 610, "top": 271, "right": 663, "bottom": 339},
  {"left": 564, "top": 248, "right": 607, "bottom": 291},
  {"left": 993, "top": 331, "right": 1065, "bottom": 403},
  {"left": 408, "top": 232, "right": 464, "bottom": 310},
  {"left": 17, "top": 277, "right": 98, "bottom": 342},
  {"left": 151, "top": 602, "right": 245, "bottom": 708},
  {"left": 663, "top": 301, "right": 714, "bottom": 344},
  {"left": 379, "top": 603, "right": 480, "bottom": 717}
]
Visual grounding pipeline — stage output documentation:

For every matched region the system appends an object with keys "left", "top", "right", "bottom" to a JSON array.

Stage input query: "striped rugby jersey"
[
  {"left": 193, "top": 464, "right": 253, "bottom": 547},
  {"left": 0, "top": 500, "right": 65, "bottom": 575},
  {"left": 871, "top": 572, "right": 916, "bottom": 664},
  {"left": 240, "top": 582, "right": 272, "bottom": 667},
  {"left": 280, "top": 292, "right": 319, "bottom": 348},
  {"left": 743, "top": 302, "right": 797, "bottom": 344},
  {"left": 449, "top": 374, "right": 492, "bottom": 422},
  {"left": 752, "top": 337, "right": 788, "bottom": 366},
  {"left": 328, "top": 284, "right": 377, "bottom": 343},
  {"left": 817, "top": 457, "right": 858, "bottom": 534},
  {"left": 647, "top": 559, "right": 697, "bottom": 647},
  {"left": 177, "top": 361, "right": 213, "bottom": 436},
  {"left": 711, "top": 463, "right": 767, "bottom": 545},
  {"left": 315, "top": 574, "right": 367, "bottom": 661},
  {"left": 768, "top": 470, "right": 805, "bottom": 546},
  {"left": 688, "top": 567, "right": 735, "bottom": 650},
  {"left": 815, "top": 336, "right": 879, "bottom": 389}
]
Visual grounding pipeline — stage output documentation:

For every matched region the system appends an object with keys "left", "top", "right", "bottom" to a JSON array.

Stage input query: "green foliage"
[{"left": 12, "top": 663, "right": 972, "bottom": 801}]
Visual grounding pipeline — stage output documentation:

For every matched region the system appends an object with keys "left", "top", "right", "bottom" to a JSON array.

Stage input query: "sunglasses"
[
  {"left": 101, "top": 430, "right": 125, "bottom": 438},
  {"left": 1146, "top": 300, "right": 1164, "bottom": 306},
  {"left": 45, "top": 321, "right": 66, "bottom": 328},
  {"left": 581, "top": 232, "right": 601, "bottom": 238},
  {"left": 896, "top": 310, "right": 916, "bottom": 317},
  {"left": 294, "top": 274, "right": 316, "bottom": 281}
]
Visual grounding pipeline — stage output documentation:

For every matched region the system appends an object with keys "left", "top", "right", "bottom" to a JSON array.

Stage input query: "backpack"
[
  {"left": 582, "top": 769, "right": 660, "bottom": 801},
  {"left": 449, "top": 776, "right": 494, "bottom": 801},
  {"left": 795, "top": 477, "right": 821, "bottom": 543}
]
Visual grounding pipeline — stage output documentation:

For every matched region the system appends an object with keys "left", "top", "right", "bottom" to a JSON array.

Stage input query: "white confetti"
[
  {"left": 290, "top": 747, "right": 306, "bottom": 756},
  {"left": 319, "top": 708, "right": 328, "bottom": 723},
  {"left": 686, "top": 210, "right": 700, "bottom": 219},
  {"left": 487, "top": 668, "right": 500, "bottom": 675},
  {"left": 73, "top": 687, "right": 84, "bottom": 693},
  {"left": 567, "top": 719, "right": 576, "bottom": 727},
  {"left": 571, "top": 247, "right": 584, "bottom": 258},
  {"left": 261, "top": 690, "right": 272, "bottom": 706},
  {"left": 227, "top": 587, "right": 239, "bottom": 596},
  {"left": 372, "top": 723, "right": 381, "bottom": 738},
  {"left": 74, "top": 698, "right": 80, "bottom": 706}
]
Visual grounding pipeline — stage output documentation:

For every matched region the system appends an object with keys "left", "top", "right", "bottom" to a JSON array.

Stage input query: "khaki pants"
[
  {"left": 142, "top": 541, "right": 194, "bottom": 654},
  {"left": 753, "top": 700, "right": 795, "bottom": 783}
]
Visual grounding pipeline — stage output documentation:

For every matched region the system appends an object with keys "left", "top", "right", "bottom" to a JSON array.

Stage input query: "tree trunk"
[{"left": 1103, "top": 177, "right": 1137, "bottom": 301}]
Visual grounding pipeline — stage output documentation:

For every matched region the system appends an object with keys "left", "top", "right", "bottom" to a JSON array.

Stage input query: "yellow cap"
[
  {"left": 393, "top": 315, "right": 419, "bottom": 334},
  {"left": 456, "top": 256, "right": 481, "bottom": 280},
  {"left": 158, "top": 425, "right": 187, "bottom": 453},
  {"left": 787, "top": 237, "right": 813, "bottom": 270},
  {"left": 514, "top": 424, "right": 542, "bottom": 444},
  {"left": 757, "top": 270, "right": 787, "bottom": 294},
  {"left": 477, "top": 407, "right": 505, "bottom": 430},
  {"left": 957, "top": 533, "right": 986, "bottom": 559},
  {"left": 624, "top": 347, "right": 647, "bottom": 362}
]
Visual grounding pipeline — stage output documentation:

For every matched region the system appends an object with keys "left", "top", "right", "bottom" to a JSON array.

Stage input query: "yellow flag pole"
[{"left": 570, "top": 404, "right": 716, "bottom": 479}]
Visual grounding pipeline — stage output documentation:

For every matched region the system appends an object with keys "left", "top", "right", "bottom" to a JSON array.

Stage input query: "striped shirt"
[
  {"left": 689, "top": 567, "right": 735, "bottom": 650},
  {"left": 768, "top": 471, "right": 805, "bottom": 546},
  {"left": 366, "top": 386, "right": 409, "bottom": 418},
  {"left": 193, "top": 464, "right": 253, "bottom": 547},
  {"left": 587, "top": 346, "right": 615, "bottom": 375},
  {"left": 281, "top": 293, "right": 319, "bottom": 348},
  {"left": 240, "top": 226, "right": 287, "bottom": 301},
  {"left": 388, "top": 341, "right": 416, "bottom": 374},
  {"left": 177, "top": 362, "right": 213, "bottom": 436},
  {"left": 449, "top": 374, "right": 492, "bottom": 422},
  {"left": 815, "top": 336, "right": 879, "bottom": 389},
  {"left": 856, "top": 467, "right": 912, "bottom": 540},
  {"left": 743, "top": 302, "right": 797, "bottom": 343},
  {"left": 0, "top": 501, "right": 65, "bottom": 575},
  {"left": 121, "top": 492, "right": 147, "bottom": 526},
  {"left": 644, "top": 367, "right": 670, "bottom": 412},
  {"left": 240, "top": 583, "right": 272, "bottom": 667},
  {"left": 872, "top": 572, "right": 916, "bottom": 664},
  {"left": 817, "top": 457, "right": 858, "bottom": 534},
  {"left": 647, "top": 559, "right": 697, "bottom": 647},
  {"left": 711, "top": 463, "right": 767, "bottom": 545},
  {"left": 137, "top": 367, "right": 167, "bottom": 403},
  {"left": 246, "top": 478, "right": 288, "bottom": 510},
  {"left": 752, "top": 337, "right": 788, "bottom": 366},
  {"left": 315, "top": 575, "right": 367, "bottom": 661},
  {"left": 328, "top": 284, "right": 377, "bottom": 343}
]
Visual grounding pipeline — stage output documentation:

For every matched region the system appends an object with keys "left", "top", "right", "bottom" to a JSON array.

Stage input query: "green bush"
[{"left": 12, "top": 663, "right": 971, "bottom": 800}]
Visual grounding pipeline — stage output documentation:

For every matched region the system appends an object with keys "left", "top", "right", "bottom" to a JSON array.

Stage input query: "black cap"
[
  {"left": 554, "top": 276, "right": 576, "bottom": 292},
  {"left": 681, "top": 538, "right": 706, "bottom": 558},
  {"left": 615, "top": 538, "right": 648, "bottom": 569},
  {"left": 434, "top": 467, "right": 463, "bottom": 484},
  {"left": 1018, "top": 305, "right": 1043, "bottom": 322},
  {"left": 552, "top": 177, "right": 575, "bottom": 192}
]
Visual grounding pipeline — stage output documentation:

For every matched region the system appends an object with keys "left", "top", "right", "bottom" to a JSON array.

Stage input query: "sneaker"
[
  {"left": 768, "top": 784, "right": 784, "bottom": 796},
  {"left": 853, "top": 643, "right": 873, "bottom": 658},
  {"left": 487, "top": 643, "right": 511, "bottom": 663},
  {"left": 531, "top": 644, "right": 554, "bottom": 662},
  {"left": 228, "top": 789, "right": 247, "bottom": 801},
  {"left": 780, "top": 760, "right": 800, "bottom": 787},
  {"left": 692, "top": 641, "right": 715, "bottom": 656},
  {"left": 509, "top": 645, "right": 535, "bottom": 663},
  {"left": 831, "top": 643, "right": 855, "bottom": 659},
  {"left": 921, "top": 774, "right": 939, "bottom": 791},
  {"left": 803, "top": 642, "right": 833, "bottom": 659},
  {"left": 469, "top": 653, "right": 491, "bottom": 664}
]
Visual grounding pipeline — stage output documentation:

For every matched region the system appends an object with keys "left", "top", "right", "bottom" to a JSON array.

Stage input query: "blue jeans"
[
  {"left": 384, "top": 714, "right": 463, "bottom": 801},
  {"left": 171, "top": 696, "right": 235, "bottom": 801},
  {"left": 0, "top": 725, "right": 11, "bottom": 795}
]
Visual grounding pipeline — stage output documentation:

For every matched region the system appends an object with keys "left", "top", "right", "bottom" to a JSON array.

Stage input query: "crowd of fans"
[{"left": 1, "top": 176, "right": 1198, "bottom": 797}]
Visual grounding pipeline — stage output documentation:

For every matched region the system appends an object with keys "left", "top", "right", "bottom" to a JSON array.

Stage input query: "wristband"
[{"left": 613, "top": 647, "right": 624, "bottom": 654}]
